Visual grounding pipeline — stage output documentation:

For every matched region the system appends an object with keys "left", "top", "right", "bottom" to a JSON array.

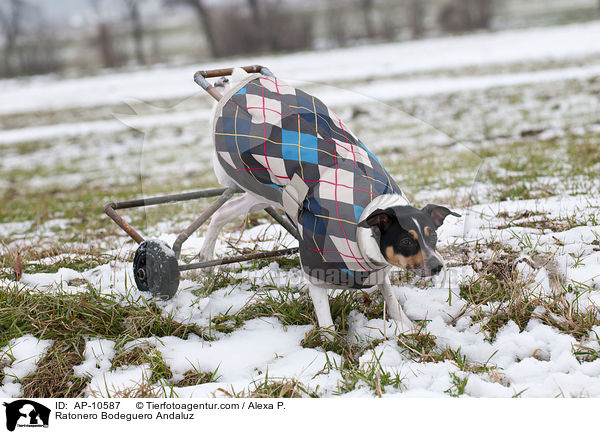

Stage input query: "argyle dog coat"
[{"left": 213, "top": 73, "right": 403, "bottom": 288}]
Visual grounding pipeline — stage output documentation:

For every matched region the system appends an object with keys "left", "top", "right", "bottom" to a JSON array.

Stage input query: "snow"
[
  {"left": 321, "top": 63, "right": 600, "bottom": 106},
  {"left": 72, "top": 338, "right": 116, "bottom": 379},
  {"left": 3, "top": 64, "right": 600, "bottom": 146},
  {"left": 88, "top": 365, "right": 153, "bottom": 397},
  {"left": 20, "top": 267, "right": 85, "bottom": 290},
  {"left": 2, "top": 21, "right": 600, "bottom": 115},
  {"left": 0, "top": 335, "right": 53, "bottom": 398},
  {"left": 0, "top": 221, "right": 33, "bottom": 237}
]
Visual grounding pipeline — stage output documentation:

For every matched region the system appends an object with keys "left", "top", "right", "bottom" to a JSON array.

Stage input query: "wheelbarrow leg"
[
  {"left": 105, "top": 185, "right": 302, "bottom": 299},
  {"left": 264, "top": 207, "right": 300, "bottom": 240},
  {"left": 172, "top": 187, "right": 237, "bottom": 258}
]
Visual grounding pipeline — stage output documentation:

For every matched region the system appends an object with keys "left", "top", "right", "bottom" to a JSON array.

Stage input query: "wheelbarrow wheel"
[{"left": 133, "top": 240, "right": 179, "bottom": 299}]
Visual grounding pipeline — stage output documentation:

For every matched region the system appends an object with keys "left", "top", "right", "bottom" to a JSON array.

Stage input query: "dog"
[{"left": 199, "top": 68, "right": 460, "bottom": 335}]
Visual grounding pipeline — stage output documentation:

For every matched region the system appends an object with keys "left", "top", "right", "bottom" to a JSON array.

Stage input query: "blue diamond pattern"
[{"left": 281, "top": 129, "right": 319, "bottom": 165}]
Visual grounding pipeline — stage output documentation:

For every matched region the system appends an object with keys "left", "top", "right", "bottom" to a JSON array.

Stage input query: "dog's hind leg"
[
  {"left": 378, "top": 275, "right": 414, "bottom": 333},
  {"left": 198, "top": 192, "right": 267, "bottom": 262},
  {"left": 308, "top": 285, "right": 335, "bottom": 339}
]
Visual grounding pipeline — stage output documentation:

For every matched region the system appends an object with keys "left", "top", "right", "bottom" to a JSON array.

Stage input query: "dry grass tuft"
[
  {"left": 20, "top": 339, "right": 87, "bottom": 398},
  {"left": 218, "top": 377, "right": 317, "bottom": 398},
  {"left": 175, "top": 368, "right": 219, "bottom": 387}
]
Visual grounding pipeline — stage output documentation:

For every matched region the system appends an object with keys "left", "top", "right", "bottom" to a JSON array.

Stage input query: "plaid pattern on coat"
[{"left": 213, "top": 73, "right": 402, "bottom": 288}]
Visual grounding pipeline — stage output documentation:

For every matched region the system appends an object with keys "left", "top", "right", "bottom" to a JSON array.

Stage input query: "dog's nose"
[{"left": 427, "top": 258, "right": 443, "bottom": 275}]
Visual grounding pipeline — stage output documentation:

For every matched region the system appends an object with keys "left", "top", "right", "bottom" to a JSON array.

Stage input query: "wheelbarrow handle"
[{"left": 193, "top": 65, "right": 274, "bottom": 101}]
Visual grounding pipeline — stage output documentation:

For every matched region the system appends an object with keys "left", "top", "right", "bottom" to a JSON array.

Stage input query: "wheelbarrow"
[{"left": 104, "top": 65, "right": 300, "bottom": 299}]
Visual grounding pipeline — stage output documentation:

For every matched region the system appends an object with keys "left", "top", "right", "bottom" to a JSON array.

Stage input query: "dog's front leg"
[
  {"left": 378, "top": 276, "right": 414, "bottom": 333},
  {"left": 308, "top": 285, "right": 335, "bottom": 339}
]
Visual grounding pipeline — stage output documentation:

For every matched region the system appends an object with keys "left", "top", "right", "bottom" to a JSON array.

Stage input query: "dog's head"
[{"left": 359, "top": 204, "right": 460, "bottom": 277}]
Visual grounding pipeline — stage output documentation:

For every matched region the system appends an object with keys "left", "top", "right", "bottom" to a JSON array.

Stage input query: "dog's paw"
[
  {"left": 392, "top": 319, "right": 417, "bottom": 335},
  {"left": 197, "top": 250, "right": 214, "bottom": 262},
  {"left": 319, "top": 326, "right": 337, "bottom": 343},
  {"left": 307, "top": 326, "right": 337, "bottom": 344},
  {"left": 197, "top": 250, "right": 215, "bottom": 273}
]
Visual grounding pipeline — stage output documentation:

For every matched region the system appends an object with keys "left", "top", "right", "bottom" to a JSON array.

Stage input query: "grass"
[
  {"left": 175, "top": 365, "right": 221, "bottom": 387},
  {"left": 212, "top": 287, "right": 315, "bottom": 332},
  {"left": 210, "top": 284, "right": 384, "bottom": 335},
  {"left": 112, "top": 345, "right": 173, "bottom": 384},
  {"left": 573, "top": 331, "right": 600, "bottom": 363},
  {"left": 0, "top": 284, "right": 214, "bottom": 396},
  {"left": 445, "top": 372, "right": 469, "bottom": 397},
  {"left": 0, "top": 247, "right": 115, "bottom": 281},
  {"left": 91, "top": 376, "right": 166, "bottom": 398},
  {"left": 219, "top": 375, "right": 318, "bottom": 398},
  {"left": 334, "top": 351, "right": 405, "bottom": 396},
  {"left": 0, "top": 285, "right": 210, "bottom": 348},
  {"left": 20, "top": 340, "right": 88, "bottom": 398},
  {"left": 190, "top": 270, "right": 246, "bottom": 297},
  {"left": 456, "top": 249, "right": 600, "bottom": 341}
]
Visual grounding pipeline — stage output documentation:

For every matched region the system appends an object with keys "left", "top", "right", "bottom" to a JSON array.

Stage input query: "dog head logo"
[{"left": 3, "top": 400, "right": 50, "bottom": 431}]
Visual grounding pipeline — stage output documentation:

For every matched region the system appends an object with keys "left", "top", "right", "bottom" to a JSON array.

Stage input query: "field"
[{"left": 1, "top": 21, "right": 600, "bottom": 398}]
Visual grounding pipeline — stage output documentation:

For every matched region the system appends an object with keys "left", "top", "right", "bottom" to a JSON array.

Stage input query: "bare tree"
[
  {"left": 125, "top": 0, "right": 146, "bottom": 65},
  {"left": 438, "top": 0, "right": 469, "bottom": 32},
  {"left": 0, "top": 0, "right": 25, "bottom": 76},
  {"left": 327, "top": 3, "right": 348, "bottom": 47},
  {"left": 19, "top": 15, "right": 63, "bottom": 76},
  {"left": 247, "top": 0, "right": 260, "bottom": 23},
  {"left": 438, "top": 0, "right": 494, "bottom": 33},
  {"left": 90, "top": 0, "right": 119, "bottom": 68},
  {"left": 0, "top": 1, "right": 62, "bottom": 77},
  {"left": 246, "top": 0, "right": 277, "bottom": 51},
  {"left": 166, "top": 0, "right": 219, "bottom": 57},
  {"left": 470, "top": 0, "right": 494, "bottom": 29},
  {"left": 408, "top": 0, "right": 425, "bottom": 38},
  {"left": 359, "top": 0, "right": 376, "bottom": 39}
]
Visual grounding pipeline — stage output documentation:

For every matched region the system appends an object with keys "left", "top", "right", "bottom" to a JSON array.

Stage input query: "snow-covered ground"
[{"left": 1, "top": 21, "right": 600, "bottom": 398}]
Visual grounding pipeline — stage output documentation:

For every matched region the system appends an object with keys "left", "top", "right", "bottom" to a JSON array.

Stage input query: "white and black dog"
[{"left": 200, "top": 68, "right": 459, "bottom": 335}]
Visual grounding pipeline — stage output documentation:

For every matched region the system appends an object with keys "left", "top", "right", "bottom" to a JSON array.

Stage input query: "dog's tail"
[
  {"left": 230, "top": 67, "right": 250, "bottom": 86},
  {"left": 214, "top": 68, "right": 249, "bottom": 94}
]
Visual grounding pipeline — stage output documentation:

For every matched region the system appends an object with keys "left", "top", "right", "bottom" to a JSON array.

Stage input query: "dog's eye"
[{"left": 399, "top": 238, "right": 414, "bottom": 247}]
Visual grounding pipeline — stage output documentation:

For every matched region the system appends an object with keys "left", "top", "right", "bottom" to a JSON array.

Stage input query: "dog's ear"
[
  {"left": 422, "top": 204, "right": 461, "bottom": 228},
  {"left": 358, "top": 208, "right": 395, "bottom": 232}
]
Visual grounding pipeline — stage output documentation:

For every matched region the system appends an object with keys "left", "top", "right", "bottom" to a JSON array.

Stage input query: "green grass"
[
  {"left": 334, "top": 351, "right": 405, "bottom": 396},
  {"left": 0, "top": 284, "right": 214, "bottom": 397},
  {"left": 210, "top": 284, "right": 384, "bottom": 334},
  {"left": 112, "top": 345, "right": 173, "bottom": 384},
  {"left": 0, "top": 285, "right": 210, "bottom": 349},
  {"left": 219, "top": 375, "right": 318, "bottom": 398},
  {"left": 445, "top": 372, "right": 469, "bottom": 397},
  {"left": 189, "top": 270, "right": 246, "bottom": 297}
]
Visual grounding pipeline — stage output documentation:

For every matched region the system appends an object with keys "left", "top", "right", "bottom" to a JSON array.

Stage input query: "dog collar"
[{"left": 356, "top": 193, "right": 411, "bottom": 267}]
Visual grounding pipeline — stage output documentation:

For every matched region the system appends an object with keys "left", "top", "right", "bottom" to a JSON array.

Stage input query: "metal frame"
[
  {"left": 104, "top": 187, "right": 299, "bottom": 271},
  {"left": 193, "top": 64, "right": 274, "bottom": 101},
  {"left": 104, "top": 65, "right": 299, "bottom": 273}
]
